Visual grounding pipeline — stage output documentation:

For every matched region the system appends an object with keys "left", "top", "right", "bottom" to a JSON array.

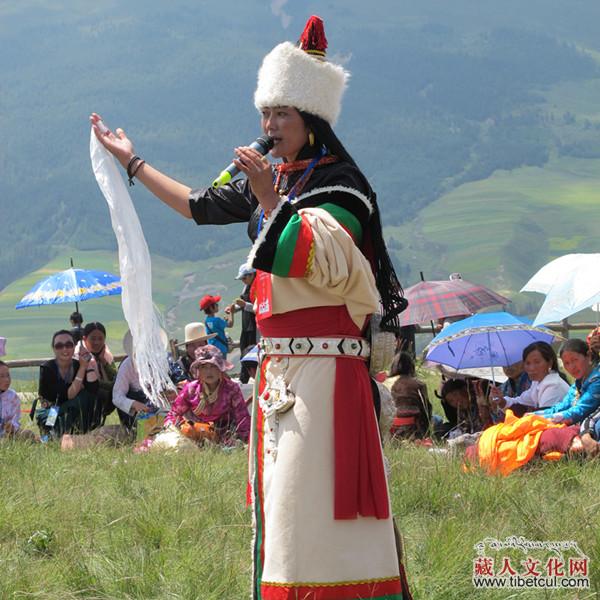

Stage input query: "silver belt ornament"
[{"left": 260, "top": 336, "right": 370, "bottom": 359}]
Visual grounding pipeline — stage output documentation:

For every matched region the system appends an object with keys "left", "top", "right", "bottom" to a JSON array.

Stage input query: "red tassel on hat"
[{"left": 299, "top": 15, "right": 328, "bottom": 56}]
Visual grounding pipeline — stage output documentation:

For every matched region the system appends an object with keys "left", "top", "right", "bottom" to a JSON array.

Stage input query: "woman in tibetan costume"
[{"left": 92, "top": 15, "right": 410, "bottom": 600}]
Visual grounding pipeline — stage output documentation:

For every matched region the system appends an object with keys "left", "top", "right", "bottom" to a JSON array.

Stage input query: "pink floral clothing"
[{"left": 165, "top": 377, "right": 250, "bottom": 443}]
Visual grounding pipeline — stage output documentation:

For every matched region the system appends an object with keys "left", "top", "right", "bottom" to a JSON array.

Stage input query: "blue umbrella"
[
  {"left": 424, "top": 312, "right": 558, "bottom": 370},
  {"left": 16, "top": 268, "right": 121, "bottom": 309}
]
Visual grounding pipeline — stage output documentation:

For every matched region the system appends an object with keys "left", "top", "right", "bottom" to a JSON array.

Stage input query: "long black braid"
[{"left": 298, "top": 111, "right": 408, "bottom": 332}]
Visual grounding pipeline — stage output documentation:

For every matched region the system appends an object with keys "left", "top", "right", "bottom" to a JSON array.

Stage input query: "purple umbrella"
[{"left": 424, "top": 312, "right": 558, "bottom": 370}]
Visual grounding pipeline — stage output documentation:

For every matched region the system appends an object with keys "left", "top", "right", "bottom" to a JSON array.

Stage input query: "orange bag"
[{"left": 180, "top": 420, "right": 217, "bottom": 443}]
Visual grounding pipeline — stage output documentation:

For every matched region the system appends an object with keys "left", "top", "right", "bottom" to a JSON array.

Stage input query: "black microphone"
[{"left": 212, "top": 135, "right": 274, "bottom": 188}]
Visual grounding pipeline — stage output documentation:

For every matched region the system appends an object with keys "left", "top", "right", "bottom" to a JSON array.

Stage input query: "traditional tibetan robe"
[{"left": 190, "top": 159, "right": 406, "bottom": 600}]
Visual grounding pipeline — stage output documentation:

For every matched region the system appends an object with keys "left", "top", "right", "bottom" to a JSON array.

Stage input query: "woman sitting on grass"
[
  {"left": 533, "top": 338, "right": 600, "bottom": 455},
  {"left": 33, "top": 330, "right": 99, "bottom": 438},
  {"left": 165, "top": 345, "right": 250, "bottom": 445},
  {"left": 489, "top": 341, "right": 569, "bottom": 416},
  {"left": 389, "top": 352, "right": 432, "bottom": 439},
  {"left": 470, "top": 338, "right": 600, "bottom": 474},
  {"left": 75, "top": 321, "right": 116, "bottom": 425},
  {"left": 436, "top": 378, "right": 492, "bottom": 439}
]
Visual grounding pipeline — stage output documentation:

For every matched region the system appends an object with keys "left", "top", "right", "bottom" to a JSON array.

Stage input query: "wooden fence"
[{"left": 4, "top": 339, "right": 241, "bottom": 372}]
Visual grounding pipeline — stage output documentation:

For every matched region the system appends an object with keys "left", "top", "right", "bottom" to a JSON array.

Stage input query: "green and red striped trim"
[
  {"left": 271, "top": 212, "right": 314, "bottom": 277},
  {"left": 252, "top": 361, "right": 268, "bottom": 597},
  {"left": 268, "top": 203, "right": 362, "bottom": 278}
]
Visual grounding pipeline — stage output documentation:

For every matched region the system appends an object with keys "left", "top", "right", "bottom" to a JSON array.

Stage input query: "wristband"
[
  {"left": 74, "top": 376, "right": 83, "bottom": 383},
  {"left": 127, "top": 155, "right": 145, "bottom": 186}
]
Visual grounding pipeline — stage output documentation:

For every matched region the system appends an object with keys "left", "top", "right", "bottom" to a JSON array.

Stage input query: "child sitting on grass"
[{"left": 0, "top": 361, "right": 35, "bottom": 441}]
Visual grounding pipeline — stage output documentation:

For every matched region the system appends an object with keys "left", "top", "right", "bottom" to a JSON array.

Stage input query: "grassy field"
[
  {"left": 2, "top": 371, "right": 598, "bottom": 599},
  {"left": 1, "top": 437, "right": 599, "bottom": 599}
]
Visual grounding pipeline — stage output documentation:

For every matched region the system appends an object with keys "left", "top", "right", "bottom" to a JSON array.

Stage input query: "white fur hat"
[{"left": 254, "top": 16, "right": 349, "bottom": 126}]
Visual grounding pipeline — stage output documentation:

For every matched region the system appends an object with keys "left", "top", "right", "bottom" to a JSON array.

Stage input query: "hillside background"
[{"left": 3, "top": 0, "right": 600, "bottom": 359}]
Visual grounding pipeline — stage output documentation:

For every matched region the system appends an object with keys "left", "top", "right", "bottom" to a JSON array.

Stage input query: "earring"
[{"left": 308, "top": 131, "right": 315, "bottom": 146}]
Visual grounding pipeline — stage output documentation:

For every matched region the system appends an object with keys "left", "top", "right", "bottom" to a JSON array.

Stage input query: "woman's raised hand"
[
  {"left": 233, "top": 146, "right": 279, "bottom": 213},
  {"left": 489, "top": 385, "right": 506, "bottom": 408},
  {"left": 90, "top": 113, "right": 135, "bottom": 168}
]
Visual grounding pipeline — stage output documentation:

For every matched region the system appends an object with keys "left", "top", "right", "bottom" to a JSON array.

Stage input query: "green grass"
[
  {"left": 1, "top": 438, "right": 599, "bottom": 599},
  {"left": 4, "top": 371, "right": 599, "bottom": 599}
]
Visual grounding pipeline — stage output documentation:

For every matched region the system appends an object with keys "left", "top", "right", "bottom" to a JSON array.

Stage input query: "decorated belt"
[{"left": 260, "top": 336, "right": 370, "bottom": 360}]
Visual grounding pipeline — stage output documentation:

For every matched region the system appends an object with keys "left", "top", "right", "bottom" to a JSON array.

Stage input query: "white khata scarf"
[{"left": 90, "top": 130, "right": 173, "bottom": 407}]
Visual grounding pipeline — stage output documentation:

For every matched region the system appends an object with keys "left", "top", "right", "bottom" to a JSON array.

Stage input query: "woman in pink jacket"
[{"left": 165, "top": 345, "right": 250, "bottom": 444}]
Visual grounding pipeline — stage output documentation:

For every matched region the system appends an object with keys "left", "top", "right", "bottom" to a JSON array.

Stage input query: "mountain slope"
[
  {"left": 2, "top": 0, "right": 600, "bottom": 289},
  {"left": 387, "top": 155, "right": 600, "bottom": 314}
]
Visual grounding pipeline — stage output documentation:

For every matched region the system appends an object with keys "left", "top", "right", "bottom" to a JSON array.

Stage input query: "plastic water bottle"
[{"left": 45, "top": 406, "right": 59, "bottom": 428}]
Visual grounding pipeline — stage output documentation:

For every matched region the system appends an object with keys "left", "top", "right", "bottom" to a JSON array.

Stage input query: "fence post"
[{"left": 561, "top": 318, "right": 570, "bottom": 340}]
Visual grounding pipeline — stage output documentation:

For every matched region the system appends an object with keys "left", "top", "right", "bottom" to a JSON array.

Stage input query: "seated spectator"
[
  {"left": 69, "top": 311, "right": 84, "bottom": 344},
  {"left": 200, "top": 294, "right": 233, "bottom": 359},
  {"left": 165, "top": 345, "right": 250, "bottom": 445},
  {"left": 388, "top": 352, "right": 432, "bottom": 439},
  {"left": 0, "top": 361, "right": 35, "bottom": 441},
  {"left": 75, "top": 321, "right": 116, "bottom": 423},
  {"left": 500, "top": 361, "right": 531, "bottom": 398},
  {"left": 175, "top": 322, "right": 217, "bottom": 382},
  {"left": 112, "top": 330, "right": 154, "bottom": 430},
  {"left": 32, "top": 330, "right": 99, "bottom": 438},
  {"left": 469, "top": 339, "right": 600, "bottom": 473},
  {"left": 436, "top": 378, "right": 488, "bottom": 439},
  {"left": 581, "top": 329, "right": 600, "bottom": 454},
  {"left": 489, "top": 341, "right": 569, "bottom": 416},
  {"left": 112, "top": 329, "right": 179, "bottom": 431},
  {"left": 536, "top": 338, "right": 600, "bottom": 454}
]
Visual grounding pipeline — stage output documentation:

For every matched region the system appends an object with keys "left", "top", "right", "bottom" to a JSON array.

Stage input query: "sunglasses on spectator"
[{"left": 54, "top": 341, "right": 74, "bottom": 350}]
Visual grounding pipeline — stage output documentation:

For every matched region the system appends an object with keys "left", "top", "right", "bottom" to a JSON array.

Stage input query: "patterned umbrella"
[
  {"left": 16, "top": 268, "right": 121, "bottom": 309},
  {"left": 424, "top": 312, "right": 557, "bottom": 370},
  {"left": 399, "top": 279, "right": 509, "bottom": 326}
]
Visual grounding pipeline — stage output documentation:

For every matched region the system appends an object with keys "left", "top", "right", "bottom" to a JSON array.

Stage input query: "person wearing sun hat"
[
  {"left": 175, "top": 321, "right": 218, "bottom": 381},
  {"left": 164, "top": 344, "right": 250, "bottom": 444},
  {"left": 91, "top": 14, "right": 409, "bottom": 599}
]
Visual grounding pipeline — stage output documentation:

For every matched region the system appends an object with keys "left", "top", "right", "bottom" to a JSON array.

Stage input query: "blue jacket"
[
  {"left": 538, "top": 364, "right": 600, "bottom": 424},
  {"left": 205, "top": 316, "right": 229, "bottom": 358}
]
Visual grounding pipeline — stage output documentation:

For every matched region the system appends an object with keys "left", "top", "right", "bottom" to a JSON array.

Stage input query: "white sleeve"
[
  {"left": 505, "top": 382, "right": 539, "bottom": 408},
  {"left": 112, "top": 358, "right": 135, "bottom": 414}
]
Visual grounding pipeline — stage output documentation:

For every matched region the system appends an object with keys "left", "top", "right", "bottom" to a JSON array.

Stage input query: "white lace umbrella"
[{"left": 521, "top": 253, "right": 600, "bottom": 326}]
